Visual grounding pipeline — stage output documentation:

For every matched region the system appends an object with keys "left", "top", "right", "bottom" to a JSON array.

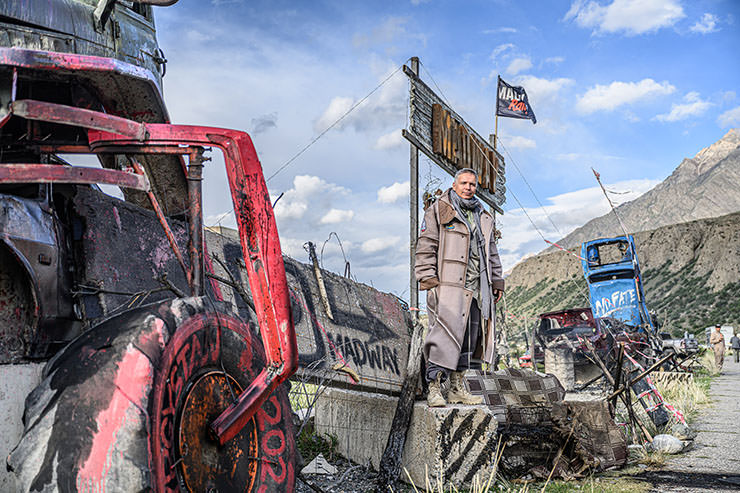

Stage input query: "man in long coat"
[{"left": 415, "top": 168, "right": 504, "bottom": 407}]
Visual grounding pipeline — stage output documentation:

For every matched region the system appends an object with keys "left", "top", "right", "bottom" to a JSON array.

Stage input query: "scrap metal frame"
[{"left": 3, "top": 98, "right": 297, "bottom": 445}]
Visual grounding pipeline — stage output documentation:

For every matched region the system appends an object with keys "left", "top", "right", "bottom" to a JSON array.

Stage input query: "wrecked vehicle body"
[
  {"left": 581, "top": 235, "right": 655, "bottom": 334},
  {"left": 580, "top": 236, "right": 672, "bottom": 428},
  {"left": 0, "top": 1, "right": 301, "bottom": 491}
]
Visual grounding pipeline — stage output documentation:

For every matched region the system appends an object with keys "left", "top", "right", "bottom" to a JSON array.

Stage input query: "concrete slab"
[
  {"left": 314, "top": 387, "right": 500, "bottom": 488},
  {"left": 0, "top": 363, "right": 44, "bottom": 492}
]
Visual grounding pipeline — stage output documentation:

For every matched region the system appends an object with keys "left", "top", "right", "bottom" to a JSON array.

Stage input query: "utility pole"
[{"left": 409, "top": 56, "right": 420, "bottom": 319}]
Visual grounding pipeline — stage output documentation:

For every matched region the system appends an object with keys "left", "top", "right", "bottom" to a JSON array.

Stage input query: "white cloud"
[
  {"left": 516, "top": 75, "right": 575, "bottom": 101},
  {"left": 320, "top": 208, "right": 355, "bottom": 224},
  {"left": 544, "top": 56, "right": 565, "bottom": 65},
  {"left": 353, "top": 16, "right": 408, "bottom": 47},
  {"left": 361, "top": 236, "right": 400, "bottom": 254},
  {"left": 483, "top": 27, "right": 518, "bottom": 34},
  {"left": 273, "top": 175, "right": 348, "bottom": 222},
  {"left": 507, "top": 135, "right": 537, "bottom": 149},
  {"left": 490, "top": 43, "right": 515, "bottom": 60},
  {"left": 564, "top": 0, "right": 685, "bottom": 36},
  {"left": 506, "top": 56, "right": 533, "bottom": 75},
  {"left": 377, "top": 181, "right": 409, "bottom": 204},
  {"left": 655, "top": 92, "right": 712, "bottom": 122},
  {"left": 186, "top": 30, "right": 214, "bottom": 42},
  {"left": 498, "top": 178, "right": 660, "bottom": 268},
  {"left": 313, "top": 66, "right": 406, "bottom": 133},
  {"left": 554, "top": 152, "right": 623, "bottom": 161},
  {"left": 576, "top": 78, "right": 675, "bottom": 114},
  {"left": 718, "top": 106, "right": 740, "bottom": 127},
  {"left": 690, "top": 13, "right": 719, "bottom": 34},
  {"left": 375, "top": 129, "right": 405, "bottom": 150}
]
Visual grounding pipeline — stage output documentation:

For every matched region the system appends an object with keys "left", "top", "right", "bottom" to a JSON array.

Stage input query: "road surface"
[{"left": 640, "top": 356, "right": 740, "bottom": 492}]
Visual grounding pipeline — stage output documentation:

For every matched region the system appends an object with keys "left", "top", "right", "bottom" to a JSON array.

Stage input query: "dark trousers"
[
  {"left": 734, "top": 349, "right": 740, "bottom": 363},
  {"left": 426, "top": 299, "right": 482, "bottom": 382}
]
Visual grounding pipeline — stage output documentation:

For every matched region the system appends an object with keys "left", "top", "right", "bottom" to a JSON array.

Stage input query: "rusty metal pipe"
[
  {"left": 0, "top": 163, "right": 150, "bottom": 191},
  {"left": 187, "top": 149, "right": 205, "bottom": 297}
]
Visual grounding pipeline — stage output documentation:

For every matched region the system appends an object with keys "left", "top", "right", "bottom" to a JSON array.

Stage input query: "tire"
[{"left": 8, "top": 297, "right": 296, "bottom": 492}]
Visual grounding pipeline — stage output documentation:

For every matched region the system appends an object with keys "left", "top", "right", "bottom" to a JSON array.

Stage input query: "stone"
[
  {"left": 649, "top": 434, "right": 685, "bottom": 454},
  {"left": 669, "top": 422, "right": 697, "bottom": 441},
  {"left": 301, "top": 454, "right": 337, "bottom": 475}
]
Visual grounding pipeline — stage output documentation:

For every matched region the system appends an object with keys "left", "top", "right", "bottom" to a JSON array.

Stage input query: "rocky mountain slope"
[
  {"left": 505, "top": 210, "right": 740, "bottom": 335},
  {"left": 554, "top": 129, "right": 740, "bottom": 250}
]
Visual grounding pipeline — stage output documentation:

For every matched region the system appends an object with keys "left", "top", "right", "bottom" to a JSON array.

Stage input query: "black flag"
[{"left": 496, "top": 76, "right": 536, "bottom": 124}]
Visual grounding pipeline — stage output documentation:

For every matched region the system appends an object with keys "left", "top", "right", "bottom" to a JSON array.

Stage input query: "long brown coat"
[{"left": 415, "top": 190, "right": 504, "bottom": 370}]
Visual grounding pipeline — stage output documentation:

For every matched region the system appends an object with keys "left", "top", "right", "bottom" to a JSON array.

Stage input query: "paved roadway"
[{"left": 639, "top": 356, "right": 740, "bottom": 492}]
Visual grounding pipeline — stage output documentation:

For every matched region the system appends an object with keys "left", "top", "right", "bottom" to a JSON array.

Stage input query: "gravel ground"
[
  {"left": 638, "top": 358, "right": 740, "bottom": 492},
  {"left": 295, "top": 456, "right": 385, "bottom": 493}
]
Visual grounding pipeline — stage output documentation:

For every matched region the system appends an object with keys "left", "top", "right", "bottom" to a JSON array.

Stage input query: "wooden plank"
[
  {"left": 402, "top": 129, "right": 503, "bottom": 214},
  {"left": 376, "top": 318, "right": 425, "bottom": 489}
]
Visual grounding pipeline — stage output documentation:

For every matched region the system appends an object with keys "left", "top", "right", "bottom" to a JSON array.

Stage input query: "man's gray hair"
[{"left": 454, "top": 168, "right": 478, "bottom": 182}]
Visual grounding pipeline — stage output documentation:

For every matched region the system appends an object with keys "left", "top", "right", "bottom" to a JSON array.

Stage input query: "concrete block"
[
  {"left": 545, "top": 347, "right": 574, "bottom": 391},
  {"left": 402, "top": 402, "right": 500, "bottom": 487},
  {"left": 0, "top": 363, "right": 44, "bottom": 492},
  {"left": 314, "top": 387, "right": 500, "bottom": 488},
  {"left": 314, "top": 387, "right": 397, "bottom": 470}
]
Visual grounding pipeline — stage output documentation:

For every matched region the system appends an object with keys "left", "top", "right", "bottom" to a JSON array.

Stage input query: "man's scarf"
[{"left": 449, "top": 190, "right": 493, "bottom": 322}]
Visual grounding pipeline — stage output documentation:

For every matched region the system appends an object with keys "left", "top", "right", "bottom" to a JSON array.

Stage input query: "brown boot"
[
  {"left": 448, "top": 371, "right": 483, "bottom": 405},
  {"left": 427, "top": 373, "right": 446, "bottom": 408}
]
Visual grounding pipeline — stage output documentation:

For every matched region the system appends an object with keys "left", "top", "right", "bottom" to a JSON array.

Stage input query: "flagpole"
[
  {"left": 494, "top": 111, "right": 499, "bottom": 151},
  {"left": 494, "top": 75, "right": 500, "bottom": 151}
]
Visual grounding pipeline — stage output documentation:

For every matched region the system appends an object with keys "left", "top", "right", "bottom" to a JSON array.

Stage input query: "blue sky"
[{"left": 153, "top": 0, "right": 740, "bottom": 300}]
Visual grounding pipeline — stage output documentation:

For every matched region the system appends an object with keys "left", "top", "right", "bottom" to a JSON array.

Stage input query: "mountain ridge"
[{"left": 551, "top": 128, "right": 740, "bottom": 251}]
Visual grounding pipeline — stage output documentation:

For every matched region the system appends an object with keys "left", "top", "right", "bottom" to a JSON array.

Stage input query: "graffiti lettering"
[
  {"left": 593, "top": 289, "right": 637, "bottom": 318},
  {"left": 326, "top": 332, "right": 401, "bottom": 375}
]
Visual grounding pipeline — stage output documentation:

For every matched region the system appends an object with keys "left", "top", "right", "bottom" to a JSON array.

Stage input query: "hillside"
[
  {"left": 505, "top": 211, "right": 740, "bottom": 335},
  {"left": 554, "top": 129, "right": 740, "bottom": 250}
]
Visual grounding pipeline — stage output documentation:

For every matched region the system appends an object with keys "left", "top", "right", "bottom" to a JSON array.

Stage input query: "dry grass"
[
  {"left": 652, "top": 373, "right": 711, "bottom": 423},
  {"left": 635, "top": 448, "right": 667, "bottom": 469}
]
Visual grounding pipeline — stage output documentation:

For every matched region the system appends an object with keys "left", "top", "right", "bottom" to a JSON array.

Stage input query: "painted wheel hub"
[{"left": 176, "top": 370, "right": 258, "bottom": 492}]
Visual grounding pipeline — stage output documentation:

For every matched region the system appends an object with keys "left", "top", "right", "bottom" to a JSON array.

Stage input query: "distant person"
[
  {"left": 710, "top": 323, "right": 725, "bottom": 372},
  {"left": 415, "top": 168, "right": 504, "bottom": 407},
  {"left": 730, "top": 332, "right": 740, "bottom": 364}
]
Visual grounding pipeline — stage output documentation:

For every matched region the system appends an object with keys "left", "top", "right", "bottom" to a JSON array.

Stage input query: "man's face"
[{"left": 452, "top": 172, "right": 477, "bottom": 199}]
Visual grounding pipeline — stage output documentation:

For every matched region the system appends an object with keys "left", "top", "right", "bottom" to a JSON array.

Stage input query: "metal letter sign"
[{"left": 402, "top": 64, "right": 506, "bottom": 213}]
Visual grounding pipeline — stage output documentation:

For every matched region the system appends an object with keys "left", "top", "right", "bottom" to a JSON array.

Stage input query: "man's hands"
[
  {"left": 419, "top": 277, "right": 440, "bottom": 290},
  {"left": 493, "top": 289, "right": 503, "bottom": 303}
]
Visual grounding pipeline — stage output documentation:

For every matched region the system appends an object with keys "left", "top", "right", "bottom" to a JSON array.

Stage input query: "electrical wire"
[{"left": 266, "top": 63, "right": 406, "bottom": 183}]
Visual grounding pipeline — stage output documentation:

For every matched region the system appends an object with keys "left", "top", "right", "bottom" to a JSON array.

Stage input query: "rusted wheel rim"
[{"left": 176, "top": 370, "right": 258, "bottom": 493}]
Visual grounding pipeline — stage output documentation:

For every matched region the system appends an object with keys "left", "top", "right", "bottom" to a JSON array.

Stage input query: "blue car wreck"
[{"left": 580, "top": 235, "right": 655, "bottom": 332}]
